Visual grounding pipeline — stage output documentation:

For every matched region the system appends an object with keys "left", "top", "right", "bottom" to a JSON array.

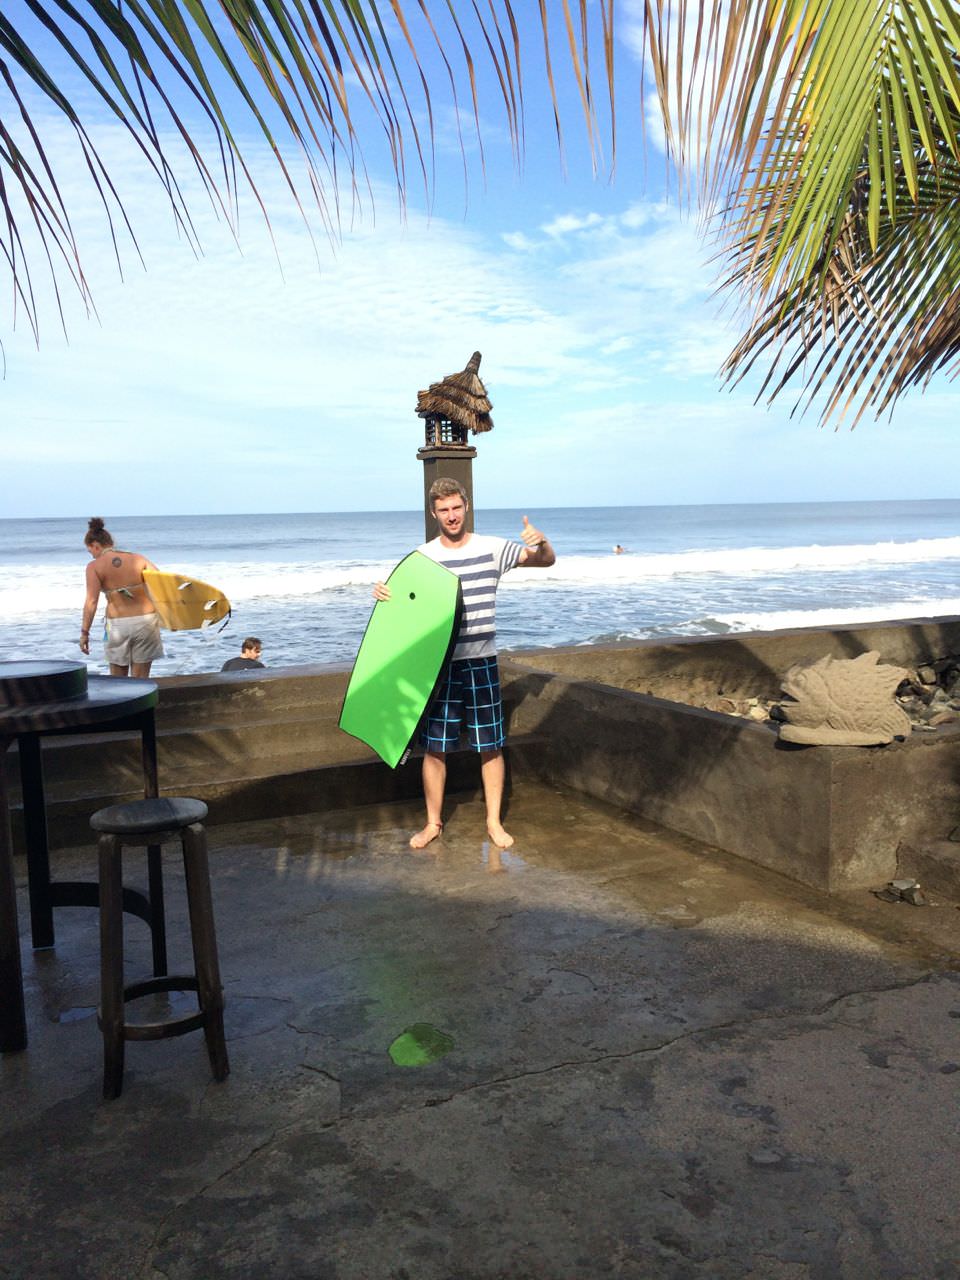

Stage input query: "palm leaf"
[
  {"left": 2, "top": 2, "right": 592, "bottom": 341},
  {"left": 722, "top": 140, "right": 960, "bottom": 424},
  {"left": 645, "top": 0, "right": 960, "bottom": 424},
  {"left": 6, "top": 0, "right": 960, "bottom": 439}
]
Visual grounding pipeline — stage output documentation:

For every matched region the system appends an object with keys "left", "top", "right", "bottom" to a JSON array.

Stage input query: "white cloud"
[
  {"left": 5, "top": 58, "right": 960, "bottom": 518},
  {"left": 540, "top": 211, "right": 604, "bottom": 238},
  {"left": 619, "top": 1, "right": 648, "bottom": 66},
  {"left": 501, "top": 230, "right": 537, "bottom": 252},
  {"left": 620, "top": 201, "right": 669, "bottom": 229},
  {"left": 601, "top": 336, "right": 635, "bottom": 356},
  {"left": 2, "top": 112, "right": 669, "bottom": 511}
]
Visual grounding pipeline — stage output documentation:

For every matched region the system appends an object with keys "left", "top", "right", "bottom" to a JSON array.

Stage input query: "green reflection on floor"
[{"left": 388, "top": 1022, "right": 455, "bottom": 1067}]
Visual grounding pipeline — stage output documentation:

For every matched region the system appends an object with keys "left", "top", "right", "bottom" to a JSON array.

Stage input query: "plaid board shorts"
[{"left": 419, "top": 655, "right": 506, "bottom": 753}]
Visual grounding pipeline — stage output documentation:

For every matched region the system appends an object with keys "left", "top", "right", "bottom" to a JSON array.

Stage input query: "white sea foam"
[
  {"left": 0, "top": 560, "right": 394, "bottom": 622},
  {"left": 6, "top": 535, "right": 960, "bottom": 621},
  {"left": 500, "top": 536, "right": 960, "bottom": 588},
  {"left": 707, "top": 598, "right": 960, "bottom": 634}
]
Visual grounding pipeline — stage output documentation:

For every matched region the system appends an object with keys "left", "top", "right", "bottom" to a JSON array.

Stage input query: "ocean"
[{"left": 3, "top": 500, "right": 960, "bottom": 677}]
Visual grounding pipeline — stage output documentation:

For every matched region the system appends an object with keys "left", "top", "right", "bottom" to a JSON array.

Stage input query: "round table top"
[
  {"left": 0, "top": 660, "right": 86, "bottom": 681},
  {"left": 0, "top": 672, "right": 157, "bottom": 736},
  {"left": 0, "top": 659, "right": 88, "bottom": 708}
]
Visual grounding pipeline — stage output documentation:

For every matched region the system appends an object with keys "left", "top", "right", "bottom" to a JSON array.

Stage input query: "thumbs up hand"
[{"left": 520, "top": 515, "right": 544, "bottom": 548}]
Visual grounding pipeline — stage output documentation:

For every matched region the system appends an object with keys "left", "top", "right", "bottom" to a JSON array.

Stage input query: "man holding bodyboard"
[{"left": 374, "top": 478, "right": 555, "bottom": 849}]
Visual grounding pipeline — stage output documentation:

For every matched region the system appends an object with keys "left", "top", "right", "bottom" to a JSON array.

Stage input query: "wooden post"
[{"left": 417, "top": 443, "right": 477, "bottom": 543}]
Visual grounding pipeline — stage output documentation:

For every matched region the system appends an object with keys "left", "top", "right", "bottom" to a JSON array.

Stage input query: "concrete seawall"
[
  {"left": 9, "top": 663, "right": 484, "bottom": 846},
  {"left": 505, "top": 615, "right": 960, "bottom": 891},
  {"left": 11, "top": 617, "right": 960, "bottom": 892}
]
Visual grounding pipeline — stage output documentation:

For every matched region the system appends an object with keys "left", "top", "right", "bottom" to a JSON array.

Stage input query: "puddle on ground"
[
  {"left": 124, "top": 989, "right": 198, "bottom": 1022},
  {"left": 388, "top": 1022, "right": 455, "bottom": 1067},
  {"left": 58, "top": 1006, "right": 97, "bottom": 1023},
  {"left": 656, "top": 905, "right": 703, "bottom": 928},
  {"left": 482, "top": 844, "right": 527, "bottom": 873}
]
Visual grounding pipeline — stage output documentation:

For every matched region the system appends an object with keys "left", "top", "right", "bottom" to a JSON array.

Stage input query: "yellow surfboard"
[{"left": 143, "top": 570, "right": 231, "bottom": 631}]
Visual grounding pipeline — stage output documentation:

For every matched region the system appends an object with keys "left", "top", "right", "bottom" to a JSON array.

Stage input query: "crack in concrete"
[
  {"left": 135, "top": 1127, "right": 301, "bottom": 1278},
  {"left": 137, "top": 1071, "right": 348, "bottom": 1274},
  {"left": 547, "top": 965, "right": 599, "bottom": 990},
  {"left": 125, "top": 968, "right": 943, "bottom": 1276},
  {"left": 285, "top": 1018, "right": 332, "bottom": 1038},
  {"left": 335, "top": 970, "right": 941, "bottom": 1121},
  {"left": 485, "top": 912, "right": 516, "bottom": 933},
  {"left": 301, "top": 1062, "right": 342, "bottom": 1088}
]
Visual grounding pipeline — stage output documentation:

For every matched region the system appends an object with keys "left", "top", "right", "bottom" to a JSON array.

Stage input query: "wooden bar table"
[{"left": 1, "top": 661, "right": 160, "bottom": 1053}]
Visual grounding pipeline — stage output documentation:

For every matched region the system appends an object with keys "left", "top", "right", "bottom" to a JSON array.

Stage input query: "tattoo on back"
[{"left": 112, "top": 556, "right": 122, "bottom": 567}]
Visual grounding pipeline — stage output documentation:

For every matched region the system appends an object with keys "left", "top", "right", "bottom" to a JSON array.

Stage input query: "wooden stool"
[{"left": 90, "top": 797, "right": 229, "bottom": 1100}]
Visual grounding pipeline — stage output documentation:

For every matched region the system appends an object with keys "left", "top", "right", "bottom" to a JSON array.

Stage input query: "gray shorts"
[{"left": 104, "top": 614, "right": 164, "bottom": 666}]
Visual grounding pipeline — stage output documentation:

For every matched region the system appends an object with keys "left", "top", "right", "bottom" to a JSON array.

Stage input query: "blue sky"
[{"left": 3, "top": 2, "right": 960, "bottom": 519}]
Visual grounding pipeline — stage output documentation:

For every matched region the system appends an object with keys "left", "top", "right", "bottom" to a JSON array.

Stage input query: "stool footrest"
[
  {"left": 97, "top": 975, "right": 207, "bottom": 1041},
  {"left": 121, "top": 1012, "right": 206, "bottom": 1041},
  {"left": 124, "top": 975, "right": 199, "bottom": 1000}
]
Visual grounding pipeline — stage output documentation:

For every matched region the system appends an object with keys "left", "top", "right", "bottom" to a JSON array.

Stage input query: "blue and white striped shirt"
[{"left": 418, "top": 534, "right": 524, "bottom": 659}]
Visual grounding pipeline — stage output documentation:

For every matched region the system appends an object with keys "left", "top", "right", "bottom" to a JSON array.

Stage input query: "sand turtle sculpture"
[{"left": 776, "top": 651, "right": 912, "bottom": 745}]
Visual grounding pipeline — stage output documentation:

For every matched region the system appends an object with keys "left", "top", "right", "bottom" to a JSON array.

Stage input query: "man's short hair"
[
  {"left": 241, "top": 636, "right": 262, "bottom": 652},
  {"left": 428, "top": 477, "right": 468, "bottom": 510}
]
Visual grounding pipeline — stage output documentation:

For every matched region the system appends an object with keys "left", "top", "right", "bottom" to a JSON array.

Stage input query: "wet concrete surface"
[{"left": 3, "top": 779, "right": 960, "bottom": 1279}]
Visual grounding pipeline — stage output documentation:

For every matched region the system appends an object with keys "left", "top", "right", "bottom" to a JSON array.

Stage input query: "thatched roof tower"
[{"left": 417, "top": 351, "right": 493, "bottom": 446}]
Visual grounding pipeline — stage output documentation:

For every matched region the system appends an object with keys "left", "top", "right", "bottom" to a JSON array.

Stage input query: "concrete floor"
[{"left": 3, "top": 779, "right": 960, "bottom": 1280}]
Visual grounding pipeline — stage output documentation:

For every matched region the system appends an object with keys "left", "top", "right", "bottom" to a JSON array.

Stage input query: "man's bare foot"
[
  {"left": 487, "top": 822, "right": 514, "bottom": 850},
  {"left": 410, "top": 820, "right": 443, "bottom": 850}
]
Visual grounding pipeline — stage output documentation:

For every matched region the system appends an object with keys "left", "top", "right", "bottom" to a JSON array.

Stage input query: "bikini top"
[{"left": 98, "top": 550, "right": 146, "bottom": 599}]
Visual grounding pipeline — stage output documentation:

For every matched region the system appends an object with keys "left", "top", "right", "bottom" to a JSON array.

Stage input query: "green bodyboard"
[{"left": 339, "top": 551, "right": 462, "bottom": 768}]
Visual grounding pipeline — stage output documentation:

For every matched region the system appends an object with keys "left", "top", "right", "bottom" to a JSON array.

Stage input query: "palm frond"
[
  {"left": 0, "top": 1, "right": 611, "bottom": 342},
  {"left": 722, "top": 140, "right": 960, "bottom": 424},
  {"left": 645, "top": 0, "right": 960, "bottom": 424},
  {"left": 9, "top": 0, "right": 959, "bottom": 438}
]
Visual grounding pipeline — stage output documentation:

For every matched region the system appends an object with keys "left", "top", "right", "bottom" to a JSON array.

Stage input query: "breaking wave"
[
  {"left": 700, "top": 598, "right": 960, "bottom": 634},
  {"left": 500, "top": 537, "right": 960, "bottom": 588},
  {"left": 8, "top": 536, "right": 960, "bottom": 624}
]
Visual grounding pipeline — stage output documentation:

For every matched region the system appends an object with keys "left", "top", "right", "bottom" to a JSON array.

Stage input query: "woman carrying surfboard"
[
  {"left": 372, "top": 478, "right": 555, "bottom": 852},
  {"left": 79, "top": 517, "right": 164, "bottom": 678}
]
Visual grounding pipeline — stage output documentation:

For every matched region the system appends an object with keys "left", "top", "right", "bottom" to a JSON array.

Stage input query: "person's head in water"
[
  {"left": 428, "top": 478, "right": 469, "bottom": 542},
  {"left": 85, "top": 517, "right": 115, "bottom": 554},
  {"left": 241, "top": 637, "right": 262, "bottom": 661}
]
